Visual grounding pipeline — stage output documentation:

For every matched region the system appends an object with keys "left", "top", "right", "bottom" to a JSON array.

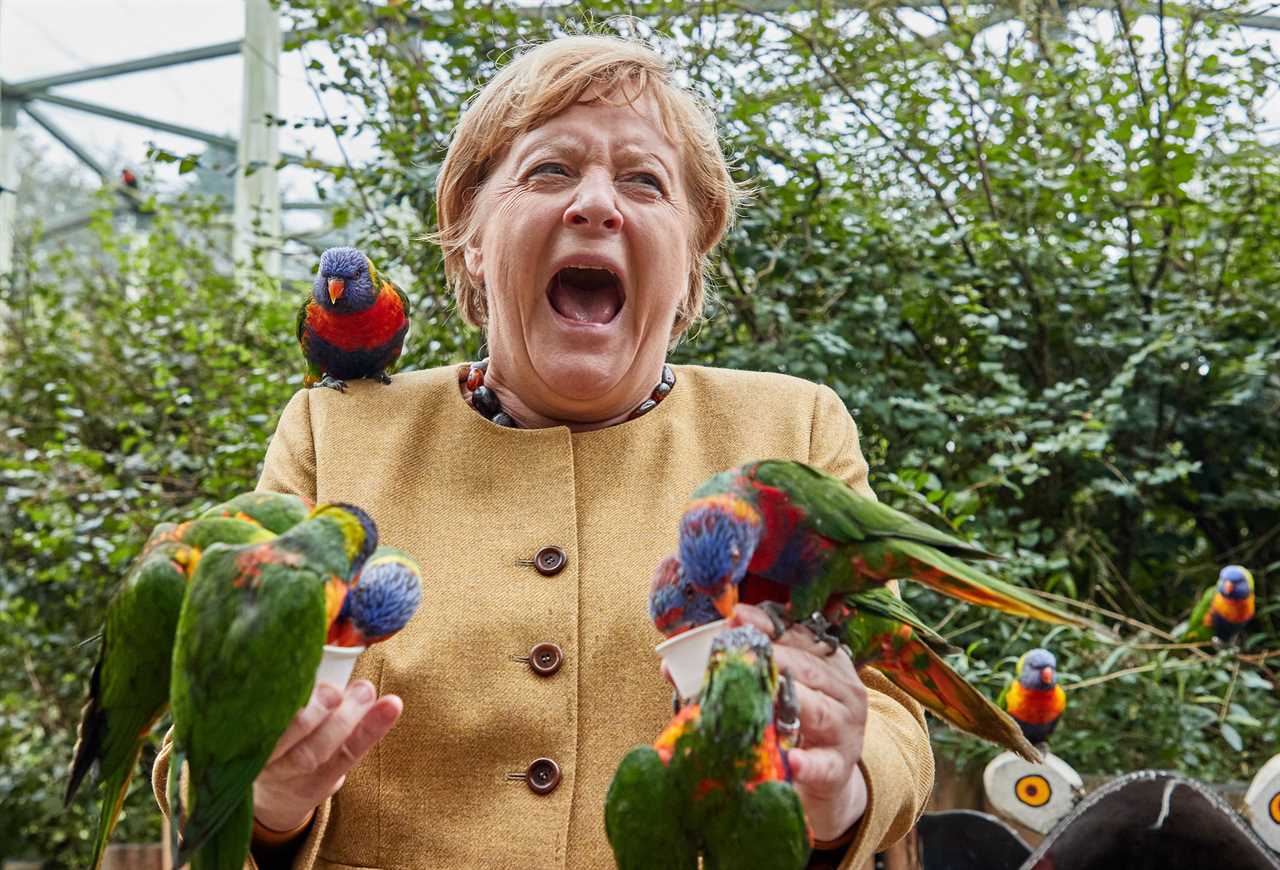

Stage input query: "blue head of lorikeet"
[
  {"left": 678, "top": 494, "right": 763, "bottom": 618},
  {"left": 315, "top": 247, "right": 378, "bottom": 312},
  {"left": 330, "top": 548, "right": 423, "bottom": 646},
  {"left": 649, "top": 555, "right": 723, "bottom": 637},
  {"left": 1018, "top": 648, "right": 1058, "bottom": 691},
  {"left": 1217, "top": 565, "right": 1254, "bottom": 603}
]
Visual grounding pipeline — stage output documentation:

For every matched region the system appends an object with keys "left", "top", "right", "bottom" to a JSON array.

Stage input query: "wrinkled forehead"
[{"left": 492, "top": 88, "right": 683, "bottom": 176}]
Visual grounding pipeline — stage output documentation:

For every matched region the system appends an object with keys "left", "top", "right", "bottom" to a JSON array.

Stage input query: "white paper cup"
[
  {"left": 315, "top": 644, "right": 366, "bottom": 689},
  {"left": 654, "top": 619, "right": 729, "bottom": 701}
]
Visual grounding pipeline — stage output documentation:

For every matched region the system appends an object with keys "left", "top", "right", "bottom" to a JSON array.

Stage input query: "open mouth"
[{"left": 547, "top": 266, "right": 625, "bottom": 325}]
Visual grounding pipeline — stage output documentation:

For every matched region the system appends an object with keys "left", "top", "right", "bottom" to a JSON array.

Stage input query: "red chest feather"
[
  {"left": 1006, "top": 682, "right": 1066, "bottom": 724},
  {"left": 307, "top": 285, "right": 406, "bottom": 351}
]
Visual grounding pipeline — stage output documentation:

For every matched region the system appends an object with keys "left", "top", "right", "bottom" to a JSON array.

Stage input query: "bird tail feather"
[
  {"left": 872, "top": 633, "right": 1041, "bottom": 762},
  {"left": 87, "top": 755, "right": 139, "bottom": 870},
  {"left": 893, "top": 540, "right": 1100, "bottom": 632},
  {"left": 188, "top": 792, "right": 254, "bottom": 870}
]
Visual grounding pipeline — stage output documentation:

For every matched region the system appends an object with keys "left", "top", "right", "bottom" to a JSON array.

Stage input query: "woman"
[{"left": 154, "top": 33, "right": 933, "bottom": 869}]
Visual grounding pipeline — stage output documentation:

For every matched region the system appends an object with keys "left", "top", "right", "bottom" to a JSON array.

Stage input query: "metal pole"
[
  {"left": 0, "top": 98, "right": 18, "bottom": 276},
  {"left": 234, "top": 0, "right": 281, "bottom": 284}
]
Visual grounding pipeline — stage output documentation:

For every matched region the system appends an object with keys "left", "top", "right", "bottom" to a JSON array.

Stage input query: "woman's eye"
[
  {"left": 630, "top": 172, "right": 662, "bottom": 190},
  {"left": 530, "top": 162, "right": 569, "bottom": 177}
]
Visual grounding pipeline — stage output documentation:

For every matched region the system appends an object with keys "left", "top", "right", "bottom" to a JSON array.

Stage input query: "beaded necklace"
[{"left": 461, "top": 358, "right": 676, "bottom": 428}]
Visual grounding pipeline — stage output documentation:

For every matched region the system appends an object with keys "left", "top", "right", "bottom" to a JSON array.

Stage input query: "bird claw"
[
  {"left": 759, "top": 600, "right": 793, "bottom": 638},
  {"left": 672, "top": 689, "right": 683, "bottom": 715},
  {"left": 799, "top": 611, "right": 842, "bottom": 654},
  {"left": 375, "top": 371, "right": 392, "bottom": 385},
  {"left": 316, "top": 375, "right": 348, "bottom": 392}
]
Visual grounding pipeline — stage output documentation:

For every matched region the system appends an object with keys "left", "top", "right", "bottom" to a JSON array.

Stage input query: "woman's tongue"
[{"left": 548, "top": 274, "right": 621, "bottom": 325}]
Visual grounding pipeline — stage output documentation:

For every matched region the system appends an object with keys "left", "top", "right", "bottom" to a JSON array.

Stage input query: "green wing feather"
[
  {"left": 702, "top": 780, "right": 809, "bottom": 870},
  {"left": 605, "top": 747, "right": 697, "bottom": 870},
  {"left": 172, "top": 525, "right": 338, "bottom": 869},
  {"left": 750, "top": 460, "right": 1002, "bottom": 561},
  {"left": 1182, "top": 585, "right": 1217, "bottom": 641},
  {"left": 844, "top": 587, "right": 955, "bottom": 652},
  {"left": 200, "top": 492, "right": 310, "bottom": 535}
]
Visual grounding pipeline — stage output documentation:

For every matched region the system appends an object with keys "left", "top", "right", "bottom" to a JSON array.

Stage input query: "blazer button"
[
  {"left": 529, "top": 643, "right": 563, "bottom": 677},
  {"left": 534, "top": 546, "right": 567, "bottom": 576},
  {"left": 526, "top": 757, "right": 561, "bottom": 795}
]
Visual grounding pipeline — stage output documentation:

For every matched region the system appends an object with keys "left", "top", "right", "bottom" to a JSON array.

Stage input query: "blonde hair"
[{"left": 432, "top": 34, "right": 744, "bottom": 338}]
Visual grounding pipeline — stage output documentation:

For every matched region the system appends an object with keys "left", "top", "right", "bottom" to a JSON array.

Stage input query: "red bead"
[{"left": 466, "top": 367, "right": 485, "bottom": 391}]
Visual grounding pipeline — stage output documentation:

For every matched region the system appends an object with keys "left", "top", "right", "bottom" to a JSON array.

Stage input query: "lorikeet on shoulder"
[
  {"left": 298, "top": 246, "right": 410, "bottom": 392},
  {"left": 678, "top": 460, "right": 1097, "bottom": 639},
  {"left": 606, "top": 625, "right": 809, "bottom": 870},
  {"left": 998, "top": 648, "right": 1066, "bottom": 748},
  {"left": 169, "top": 503, "right": 377, "bottom": 870},
  {"left": 1184, "top": 565, "right": 1256, "bottom": 646}
]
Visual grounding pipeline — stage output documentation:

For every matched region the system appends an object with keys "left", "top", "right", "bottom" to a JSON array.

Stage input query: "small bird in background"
[
  {"left": 999, "top": 648, "right": 1067, "bottom": 748},
  {"left": 327, "top": 547, "right": 424, "bottom": 647},
  {"left": 298, "top": 246, "right": 410, "bottom": 392},
  {"left": 120, "top": 168, "right": 139, "bottom": 189},
  {"left": 606, "top": 625, "right": 810, "bottom": 870},
  {"left": 1184, "top": 564, "right": 1256, "bottom": 647},
  {"left": 678, "top": 460, "right": 1097, "bottom": 647}
]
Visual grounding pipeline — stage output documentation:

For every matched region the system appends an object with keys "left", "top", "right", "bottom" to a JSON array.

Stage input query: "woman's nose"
[{"left": 563, "top": 172, "right": 623, "bottom": 232}]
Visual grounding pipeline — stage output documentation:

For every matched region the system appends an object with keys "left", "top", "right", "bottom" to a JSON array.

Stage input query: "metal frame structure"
[{"left": 1, "top": 0, "right": 1277, "bottom": 278}]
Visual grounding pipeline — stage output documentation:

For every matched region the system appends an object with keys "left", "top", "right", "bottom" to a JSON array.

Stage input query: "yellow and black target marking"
[
  {"left": 1269, "top": 791, "right": 1280, "bottom": 825},
  {"left": 1015, "top": 773, "right": 1052, "bottom": 808}
]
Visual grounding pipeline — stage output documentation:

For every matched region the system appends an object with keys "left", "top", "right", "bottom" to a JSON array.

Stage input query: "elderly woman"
[{"left": 154, "top": 33, "right": 933, "bottom": 869}]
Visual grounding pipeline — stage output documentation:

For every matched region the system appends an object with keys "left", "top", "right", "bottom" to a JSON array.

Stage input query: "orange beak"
[
  {"left": 1222, "top": 580, "right": 1235, "bottom": 596},
  {"left": 328, "top": 278, "right": 346, "bottom": 304},
  {"left": 324, "top": 576, "right": 348, "bottom": 627},
  {"left": 1041, "top": 666, "right": 1054, "bottom": 685},
  {"left": 712, "top": 583, "right": 739, "bottom": 619}
]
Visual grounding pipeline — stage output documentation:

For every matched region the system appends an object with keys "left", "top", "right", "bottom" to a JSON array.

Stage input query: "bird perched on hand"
[
  {"left": 168, "top": 503, "right": 377, "bottom": 870},
  {"left": 678, "top": 460, "right": 1095, "bottom": 645},
  {"left": 65, "top": 517, "right": 274, "bottom": 870},
  {"left": 327, "top": 546, "right": 423, "bottom": 647},
  {"left": 1184, "top": 565, "right": 1256, "bottom": 647},
  {"left": 999, "top": 648, "right": 1066, "bottom": 748},
  {"left": 298, "top": 246, "right": 410, "bottom": 392},
  {"left": 651, "top": 558, "right": 1039, "bottom": 761},
  {"left": 605, "top": 625, "right": 810, "bottom": 870},
  {"left": 199, "top": 491, "right": 313, "bottom": 535}
]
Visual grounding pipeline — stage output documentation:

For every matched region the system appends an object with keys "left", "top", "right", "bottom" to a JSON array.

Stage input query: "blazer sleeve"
[
  {"left": 807, "top": 383, "right": 935, "bottom": 869},
  {"left": 257, "top": 389, "right": 318, "bottom": 502}
]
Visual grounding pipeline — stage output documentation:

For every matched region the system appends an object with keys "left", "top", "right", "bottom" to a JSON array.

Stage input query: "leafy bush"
[{"left": 3, "top": 0, "right": 1277, "bottom": 864}]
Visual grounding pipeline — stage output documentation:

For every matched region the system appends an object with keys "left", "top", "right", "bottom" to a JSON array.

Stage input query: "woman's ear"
[{"left": 463, "top": 238, "right": 484, "bottom": 290}]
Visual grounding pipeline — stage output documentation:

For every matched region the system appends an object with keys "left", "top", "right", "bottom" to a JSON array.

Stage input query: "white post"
[
  {"left": 0, "top": 96, "right": 18, "bottom": 277},
  {"left": 233, "top": 0, "right": 281, "bottom": 286}
]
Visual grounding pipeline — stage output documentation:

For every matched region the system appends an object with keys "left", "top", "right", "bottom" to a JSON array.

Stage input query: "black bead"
[
  {"left": 492, "top": 412, "right": 518, "bottom": 428},
  {"left": 653, "top": 381, "right": 672, "bottom": 399},
  {"left": 660, "top": 365, "right": 675, "bottom": 387},
  {"left": 472, "top": 385, "right": 500, "bottom": 418},
  {"left": 629, "top": 399, "right": 658, "bottom": 420}
]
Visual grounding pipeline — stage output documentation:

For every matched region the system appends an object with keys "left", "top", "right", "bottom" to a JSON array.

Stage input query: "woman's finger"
[
  {"left": 276, "top": 680, "right": 379, "bottom": 774},
  {"left": 783, "top": 678, "right": 863, "bottom": 749},
  {"left": 312, "top": 695, "right": 403, "bottom": 784},
  {"left": 788, "top": 746, "right": 858, "bottom": 796},
  {"left": 770, "top": 642, "right": 864, "bottom": 713},
  {"left": 267, "top": 682, "right": 344, "bottom": 764}
]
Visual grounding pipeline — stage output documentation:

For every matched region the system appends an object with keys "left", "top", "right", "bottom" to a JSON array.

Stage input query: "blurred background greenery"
[{"left": 1, "top": 0, "right": 1277, "bottom": 864}]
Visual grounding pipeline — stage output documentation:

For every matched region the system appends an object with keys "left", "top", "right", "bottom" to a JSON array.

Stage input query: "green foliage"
[{"left": 4, "top": 0, "right": 1278, "bottom": 862}]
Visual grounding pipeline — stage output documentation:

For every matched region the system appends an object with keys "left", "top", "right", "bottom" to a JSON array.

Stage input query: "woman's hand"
[
  {"left": 252, "top": 680, "right": 403, "bottom": 833},
  {"left": 729, "top": 604, "right": 868, "bottom": 843}
]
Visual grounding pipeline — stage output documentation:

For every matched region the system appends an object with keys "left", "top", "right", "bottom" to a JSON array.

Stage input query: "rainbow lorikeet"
[
  {"left": 327, "top": 546, "right": 424, "bottom": 646},
  {"left": 1184, "top": 565, "right": 1256, "bottom": 646},
  {"left": 651, "top": 557, "right": 1039, "bottom": 761},
  {"left": 65, "top": 518, "right": 274, "bottom": 870},
  {"left": 997, "top": 648, "right": 1066, "bottom": 748},
  {"left": 168, "top": 503, "right": 377, "bottom": 870},
  {"left": 199, "top": 491, "right": 313, "bottom": 535},
  {"left": 298, "top": 246, "right": 410, "bottom": 392},
  {"left": 678, "top": 460, "right": 1094, "bottom": 644},
  {"left": 605, "top": 625, "right": 810, "bottom": 870}
]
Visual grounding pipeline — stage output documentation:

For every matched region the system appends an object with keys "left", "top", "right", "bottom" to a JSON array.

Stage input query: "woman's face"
[{"left": 464, "top": 92, "right": 693, "bottom": 420}]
